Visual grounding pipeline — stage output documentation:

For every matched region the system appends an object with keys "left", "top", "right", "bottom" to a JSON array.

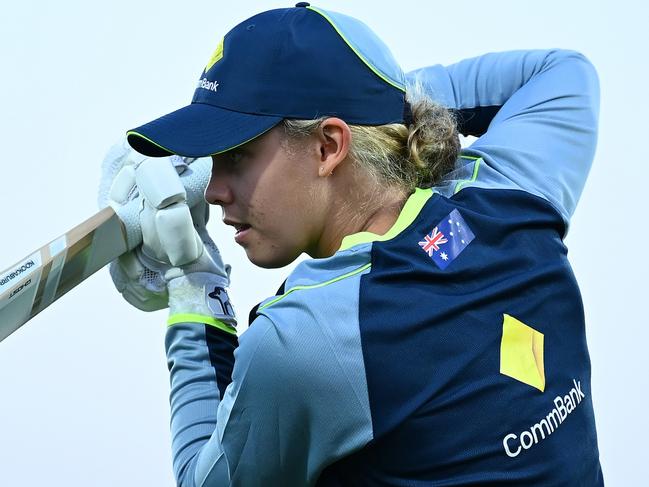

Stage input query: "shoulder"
[
  {"left": 240, "top": 248, "right": 372, "bottom": 401},
  {"left": 256, "top": 246, "right": 372, "bottom": 331}
]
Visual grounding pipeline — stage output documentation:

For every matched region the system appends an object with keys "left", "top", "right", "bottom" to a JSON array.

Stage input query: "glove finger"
[
  {"left": 140, "top": 202, "right": 166, "bottom": 262},
  {"left": 134, "top": 248, "right": 170, "bottom": 292},
  {"left": 136, "top": 158, "right": 186, "bottom": 209},
  {"left": 177, "top": 234, "right": 228, "bottom": 283},
  {"left": 123, "top": 145, "right": 148, "bottom": 168},
  {"left": 98, "top": 139, "right": 131, "bottom": 208},
  {"left": 156, "top": 203, "right": 203, "bottom": 266},
  {"left": 127, "top": 247, "right": 168, "bottom": 298},
  {"left": 110, "top": 252, "right": 169, "bottom": 311},
  {"left": 115, "top": 249, "right": 148, "bottom": 280},
  {"left": 122, "top": 283, "right": 169, "bottom": 312},
  {"left": 109, "top": 165, "right": 137, "bottom": 206},
  {"left": 136, "top": 157, "right": 198, "bottom": 265}
]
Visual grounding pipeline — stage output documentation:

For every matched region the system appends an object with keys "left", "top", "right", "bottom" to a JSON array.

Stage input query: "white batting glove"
[{"left": 98, "top": 141, "right": 236, "bottom": 328}]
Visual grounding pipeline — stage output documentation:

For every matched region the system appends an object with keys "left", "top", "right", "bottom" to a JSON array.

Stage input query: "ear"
[{"left": 316, "top": 117, "right": 351, "bottom": 177}]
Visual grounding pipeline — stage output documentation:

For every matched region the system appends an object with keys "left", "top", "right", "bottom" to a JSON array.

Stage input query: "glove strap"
[{"left": 167, "top": 274, "right": 237, "bottom": 332}]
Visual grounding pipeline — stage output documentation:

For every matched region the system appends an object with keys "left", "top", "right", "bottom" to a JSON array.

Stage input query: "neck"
[{"left": 313, "top": 183, "right": 408, "bottom": 258}]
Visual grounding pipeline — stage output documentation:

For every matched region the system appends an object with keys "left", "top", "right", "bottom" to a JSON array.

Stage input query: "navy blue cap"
[{"left": 127, "top": 5, "right": 407, "bottom": 158}]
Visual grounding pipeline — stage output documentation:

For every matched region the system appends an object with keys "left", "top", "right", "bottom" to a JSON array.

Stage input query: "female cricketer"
[{"left": 102, "top": 3, "right": 603, "bottom": 485}]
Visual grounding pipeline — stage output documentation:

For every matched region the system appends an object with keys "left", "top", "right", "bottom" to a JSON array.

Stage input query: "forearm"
[
  {"left": 166, "top": 322, "right": 237, "bottom": 486},
  {"left": 408, "top": 49, "right": 599, "bottom": 137}
]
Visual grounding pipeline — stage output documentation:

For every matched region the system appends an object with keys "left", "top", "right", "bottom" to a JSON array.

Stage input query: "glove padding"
[
  {"left": 98, "top": 138, "right": 212, "bottom": 254},
  {"left": 99, "top": 140, "right": 235, "bottom": 327}
]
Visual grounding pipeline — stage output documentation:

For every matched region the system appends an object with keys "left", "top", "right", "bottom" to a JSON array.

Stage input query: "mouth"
[
  {"left": 224, "top": 220, "right": 251, "bottom": 231},
  {"left": 233, "top": 223, "right": 251, "bottom": 232},
  {"left": 223, "top": 219, "right": 252, "bottom": 243}
]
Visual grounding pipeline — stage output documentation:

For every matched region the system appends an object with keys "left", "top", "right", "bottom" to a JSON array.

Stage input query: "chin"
[{"left": 246, "top": 248, "right": 300, "bottom": 269}]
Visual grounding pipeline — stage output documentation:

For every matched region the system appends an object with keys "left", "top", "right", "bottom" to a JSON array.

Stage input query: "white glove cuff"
[{"left": 167, "top": 273, "right": 236, "bottom": 328}]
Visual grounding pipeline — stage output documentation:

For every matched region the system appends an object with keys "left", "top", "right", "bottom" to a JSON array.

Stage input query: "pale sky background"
[{"left": 0, "top": 1, "right": 646, "bottom": 485}]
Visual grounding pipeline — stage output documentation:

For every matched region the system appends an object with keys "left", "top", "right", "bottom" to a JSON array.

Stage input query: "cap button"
[{"left": 295, "top": 2, "right": 310, "bottom": 7}]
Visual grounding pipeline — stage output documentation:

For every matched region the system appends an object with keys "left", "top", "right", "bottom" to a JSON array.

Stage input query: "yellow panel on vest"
[
  {"left": 205, "top": 37, "right": 224, "bottom": 72},
  {"left": 500, "top": 314, "right": 545, "bottom": 392}
]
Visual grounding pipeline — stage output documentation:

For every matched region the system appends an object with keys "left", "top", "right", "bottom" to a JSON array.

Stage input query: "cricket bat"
[{"left": 0, "top": 157, "right": 211, "bottom": 343}]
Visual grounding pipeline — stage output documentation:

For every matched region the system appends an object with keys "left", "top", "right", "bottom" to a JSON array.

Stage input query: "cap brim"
[{"left": 126, "top": 103, "right": 283, "bottom": 158}]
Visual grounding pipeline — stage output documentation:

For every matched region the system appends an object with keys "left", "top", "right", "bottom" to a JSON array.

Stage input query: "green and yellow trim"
[
  {"left": 454, "top": 156, "right": 483, "bottom": 194},
  {"left": 209, "top": 124, "right": 277, "bottom": 155},
  {"left": 168, "top": 313, "right": 237, "bottom": 336},
  {"left": 339, "top": 187, "right": 434, "bottom": 251},
  {"left": 127, "top": 121, "right": 278, "bottom": 158},
  {"left": 127, "top": 131, "right": 175, "bottom": 156},
  {"left": 259, "top": 262, "right": 371, "bottom": 311},
  {"left": 307, "top": 6, "right": 405, "bottom": 92}
]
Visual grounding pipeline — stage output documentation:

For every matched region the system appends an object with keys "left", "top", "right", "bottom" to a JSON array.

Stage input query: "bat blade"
[{"left": 0, "top": 207, "right": 128, "bottom": 343}]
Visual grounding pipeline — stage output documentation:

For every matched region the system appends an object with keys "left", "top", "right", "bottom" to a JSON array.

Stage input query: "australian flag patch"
[{"left": 418, "top": 209, "right": 475, "bottom": 269}]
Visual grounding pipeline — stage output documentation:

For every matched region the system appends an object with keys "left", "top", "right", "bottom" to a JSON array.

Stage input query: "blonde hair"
[{"left": 282, "top": 86, "right": 459, "bottom": 191}]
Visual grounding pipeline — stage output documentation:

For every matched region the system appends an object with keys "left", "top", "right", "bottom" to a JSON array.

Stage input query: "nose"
[{"left": 204, "top": 157, "right": 234, "bottom": 206}]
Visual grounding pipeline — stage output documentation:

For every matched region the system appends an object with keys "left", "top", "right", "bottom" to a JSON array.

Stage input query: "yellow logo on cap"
[
  {"left": 500, "top": 314, "right": 545, "bottom": 392},
  {"left": 205, "top": 37, "right": 224, "bottom": 72}
]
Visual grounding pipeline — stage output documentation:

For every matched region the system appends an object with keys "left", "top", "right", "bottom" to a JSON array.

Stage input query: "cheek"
[
  {"left": 249, "top": 163, "right": 319, "bottom": 234},
  {"left": 252, "top": 200, "right": 310, "bottom": 246},
  {"left": 245, "top": 192, "right": 319, "bottom": 266}
]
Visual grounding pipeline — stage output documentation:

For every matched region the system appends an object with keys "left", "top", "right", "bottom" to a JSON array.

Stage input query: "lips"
[
  {"left": 233, "top": 223, "right": 251, "bottom": 233},
  {"left": 223, "top": 218, "right": 252, "bottom": 243},
  {"left": 224, "top": 219, "right": 250, "bottom": 230}
]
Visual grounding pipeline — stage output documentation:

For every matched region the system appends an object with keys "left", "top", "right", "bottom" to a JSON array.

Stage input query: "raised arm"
[{"left": 408, "top": 49, "right": 600, "bottom": 223}]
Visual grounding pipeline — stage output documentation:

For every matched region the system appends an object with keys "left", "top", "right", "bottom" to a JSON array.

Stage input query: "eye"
[
  {"left": 212, "top": 148, "right": 249, "bottom": 174},
  {"left": 227, "top": 150, "right": 245, "bottom": 164}
]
